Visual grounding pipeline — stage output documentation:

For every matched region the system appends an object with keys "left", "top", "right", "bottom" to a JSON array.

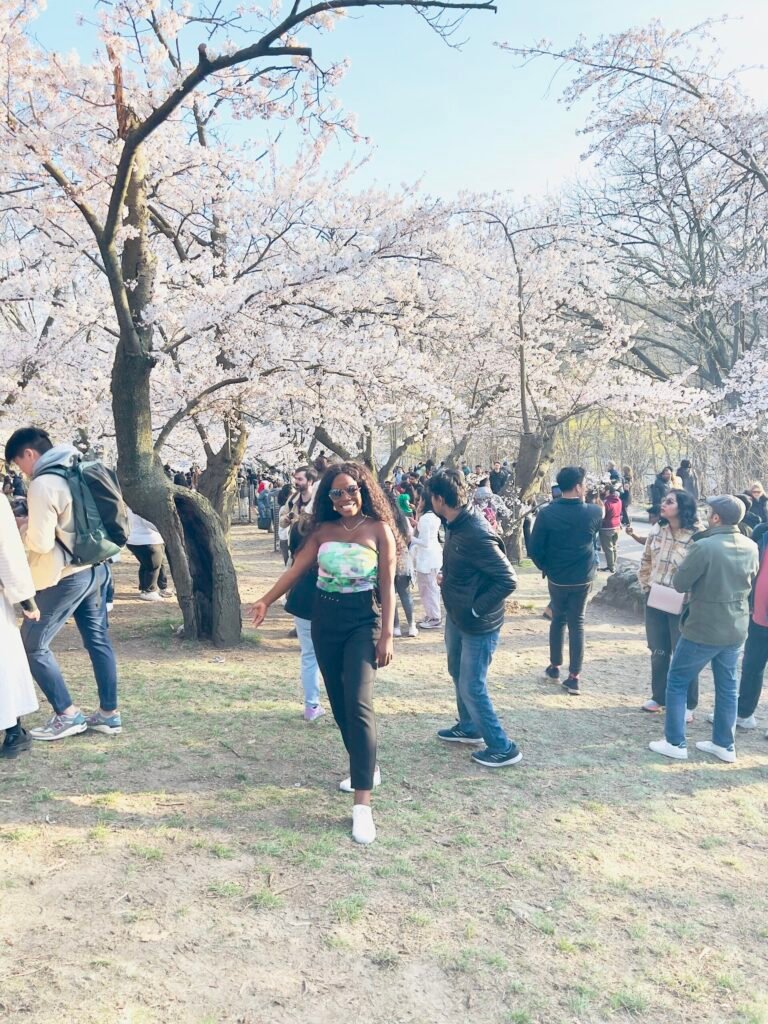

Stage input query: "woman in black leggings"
[{"left": 252, "top": 462, "right": 396, "bottom": 845}]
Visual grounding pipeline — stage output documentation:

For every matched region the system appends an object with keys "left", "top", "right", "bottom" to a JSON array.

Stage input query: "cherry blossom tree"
[
  {"left": 0, "top": 0, "right": 495, "bottom": 645},
  {"left": 500, "top": 19, "right": 768, "bottom": 442}
]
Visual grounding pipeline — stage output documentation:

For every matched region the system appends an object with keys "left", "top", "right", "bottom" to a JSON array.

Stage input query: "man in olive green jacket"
[{"left": 649, "top": 495, "right": 758, "bottom": 764}]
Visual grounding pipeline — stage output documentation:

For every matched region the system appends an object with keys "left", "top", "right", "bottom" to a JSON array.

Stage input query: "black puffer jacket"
[{"left": 441, "top": 507, "right": 517, "bottom": 634}]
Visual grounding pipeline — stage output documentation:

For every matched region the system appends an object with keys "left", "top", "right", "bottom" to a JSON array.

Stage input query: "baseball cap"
[{"left": 706, "top": 495, "right": 745, "bottom": 526}]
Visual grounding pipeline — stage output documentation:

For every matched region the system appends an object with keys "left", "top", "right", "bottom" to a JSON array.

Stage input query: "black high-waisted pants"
[{"left": 311, "top": 590, "right": 380, "bottom": 790}]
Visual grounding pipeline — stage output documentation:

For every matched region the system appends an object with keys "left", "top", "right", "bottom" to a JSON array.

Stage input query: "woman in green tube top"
[{"left": 252, "top": 461, "right": 397, "bottom": 846}]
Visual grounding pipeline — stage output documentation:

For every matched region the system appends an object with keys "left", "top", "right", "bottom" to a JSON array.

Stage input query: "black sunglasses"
[{"left": 329, "top": 484, "right": 360, "bottom": 500}]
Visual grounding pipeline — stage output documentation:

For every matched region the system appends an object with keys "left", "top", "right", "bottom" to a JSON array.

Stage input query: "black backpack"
[{"left": 39, "top": 457, "right": 129, "bottom": 566}]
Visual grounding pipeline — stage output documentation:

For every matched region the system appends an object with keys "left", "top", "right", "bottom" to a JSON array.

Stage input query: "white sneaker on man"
[
  {"left": 649, "top": 739, "right": 688, "bottom": 760},
  {"left": 705, "top": 712, "right": 756, "bottom": 729},
  {"left": 138, "top": 590, "right": 163, "bottom": 603},
  {"left": 695, "top": 740, "right": 736, "bottom": 763}
]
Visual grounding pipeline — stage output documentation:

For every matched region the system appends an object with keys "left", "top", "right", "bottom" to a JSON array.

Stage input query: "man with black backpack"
[{"left": 4, "top": 427, "right": 126, "bottom": 741}]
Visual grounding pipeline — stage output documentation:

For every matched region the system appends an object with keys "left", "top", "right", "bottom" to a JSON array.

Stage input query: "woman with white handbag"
[{"left": 635, "top": 490, "right": 701, "bottom": 716}]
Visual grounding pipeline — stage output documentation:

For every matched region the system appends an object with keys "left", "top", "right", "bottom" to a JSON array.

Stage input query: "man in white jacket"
[{"left": 4, "top": 427, "right": 121, "bottom": 741}]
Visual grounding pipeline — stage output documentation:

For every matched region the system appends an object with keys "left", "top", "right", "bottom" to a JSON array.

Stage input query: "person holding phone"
[
  {"left": 0, "top": 494, "right": 40, "bottom": 758},
  {"left": 251, "top": 462, "right": 396, "bottom": 845}
]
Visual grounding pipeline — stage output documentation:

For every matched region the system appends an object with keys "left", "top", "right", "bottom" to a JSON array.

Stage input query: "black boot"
[{"left": 1, "top": 722, "right": 31, "bottom": 759}]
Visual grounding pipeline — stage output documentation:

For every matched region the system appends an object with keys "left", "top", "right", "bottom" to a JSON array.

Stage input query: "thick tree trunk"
[
  {"left": 445, "top": 433, "right": 470, "bottom": 469},
  {"left": 196, "top": 417, "right": 249, "bottom": 536},
  {"left": 504, "top": 422, "right": 558, "bottom": 562},
  {"left": 110, "top": 140, "right": 241, "bottom": 646}
]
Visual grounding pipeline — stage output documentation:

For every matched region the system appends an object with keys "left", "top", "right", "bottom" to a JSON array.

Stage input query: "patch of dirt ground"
[{"left": 1, "top": 527, "right": 768, "bottom": 1024}]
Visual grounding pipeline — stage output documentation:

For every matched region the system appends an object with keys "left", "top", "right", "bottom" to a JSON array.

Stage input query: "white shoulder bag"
[{"left": 647, "top": 582, "right": 685, "bottom": 615}]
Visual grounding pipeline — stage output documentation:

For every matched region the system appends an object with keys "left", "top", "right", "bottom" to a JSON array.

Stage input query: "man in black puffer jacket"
[
  {"left": 427, "top": 471, "right": 522, "bottom": 768},
  {"left": 528, "top": 466, "right": 602, "bottom": 695}
]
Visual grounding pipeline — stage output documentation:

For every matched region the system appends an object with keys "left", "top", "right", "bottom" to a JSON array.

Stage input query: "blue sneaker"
[
  {"left": 85, "top": 710, "right": 122, "bottom": 736},
  {"left": 30, "top": 712, "right": 88, "bottom": 741},
  {"left": 471, "top": 745, "right": 523, "bottom": 768}
]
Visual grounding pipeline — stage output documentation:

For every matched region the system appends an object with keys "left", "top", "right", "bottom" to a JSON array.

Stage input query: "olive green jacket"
[{"left": 673, "top": 525, "right": 759, "bottom": 646}]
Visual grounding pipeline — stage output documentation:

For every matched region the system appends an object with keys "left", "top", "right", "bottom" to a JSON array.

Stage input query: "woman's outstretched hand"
[{"left": 251, "top": 601, "right": 269, "bottom": 628}]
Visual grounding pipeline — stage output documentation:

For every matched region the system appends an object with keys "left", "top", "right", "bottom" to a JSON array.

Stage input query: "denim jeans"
[
  {"left": 293, "top": 615, "right": 321, "bottom": 707},
  {"left": 665, "top": 636, "right": 741, "bottom": 750},
  {"left": 444, "top": 616, "right": 511, "bottom": 753},
  {"left": 393, "top": 574, "right": 414, "bottom": 630},
  {"left": 21, "top": 563, "right": 118, "bottom": 714},
  {"left": 644, "top": 603, "right": 699, "bottom": 708}
]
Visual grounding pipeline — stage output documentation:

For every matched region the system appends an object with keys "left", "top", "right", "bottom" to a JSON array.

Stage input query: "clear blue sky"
[{"left": 34, "top": 1, "right": 768, "bottom": 197}]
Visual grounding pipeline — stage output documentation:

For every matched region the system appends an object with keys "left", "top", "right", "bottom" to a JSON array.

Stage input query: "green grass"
[
  {"left": 332, "top": 894, "right": 367, "bottom": 924},
  {"left": 1, "top": 527, "right": 767, "bottom": 1024}
]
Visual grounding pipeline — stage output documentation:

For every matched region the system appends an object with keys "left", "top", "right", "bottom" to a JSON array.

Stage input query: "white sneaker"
[
  {"left": 158, "top": 590, "right": 175, "bottom": 600},
  {"left": 106, "top": 602, "right": 114, "bottom": 613},
  {"left": 407, "top": 625, "right": 419, "bottom": 638},
  {"left": 393, "top": 626, "right": 402, "bottom": 638},
  {"left": 695, "top": 740, "right": 736, "bottom": 763},
  {"left": 138, "top": 591, "right": 163, "bottom": 603},
  {"left": 649, "top": 739, "right": 688, "bottom": 760},
  {"left": 339, "top": 765, "right": 381, "bottom": 793},
  {"left": 352, "top": 804, "right": 376, "bottom": 845},
  {"left": 706, "top": 713, "right": 756, "bottom": 730}
]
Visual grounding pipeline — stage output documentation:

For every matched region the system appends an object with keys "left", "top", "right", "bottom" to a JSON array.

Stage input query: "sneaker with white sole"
[
  {"left": 339, "top": 765, "right": 381, "bottom": 793},
  {"left": 393, "top": 626, "right": 402, "bottom": 638},
  {"left": 303, "top": 704, "right": 325, "bottom": 722},
  {"left": 706, "top": 712, "right": 756, "bottom": 730},
  {"left": 417, "top": 618, "right": 442, "bottom": 630},
  {"left": 138, "top": 590, "right": 163, "bottom": 603},
  {"left": 407, "top": 625, "right": 419, "bottom": 638},
  {"left": 471, "top": 745, "right": 523, "bottom": 768},
  {"left": 641, "top": 700, "right": 663, "bottom": 713},
  {"left": 85, "top": 710, "right": 122, "bottom": 735},
  {"left": 158, "top": 590, "right": 175, "bottom": 600},
  {"left": 437, "top": 724, "right": 483, "bottom": 744},
  {"left": 30, "top": 712, "right": 88, "bottom": 742},
  {"left": 352, "top": 804, "right": 376, "bottom": 845},
  {"left": 695, "top": 740, "right": 736, "bottom": 763},
  {"left": 649, "top": 739, "right": 688, "bottom": 760}
]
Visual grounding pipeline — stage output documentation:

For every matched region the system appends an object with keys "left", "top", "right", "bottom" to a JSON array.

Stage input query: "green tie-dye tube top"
[{"left": 317, "top": 541, "right": 378, "bottom": 594}]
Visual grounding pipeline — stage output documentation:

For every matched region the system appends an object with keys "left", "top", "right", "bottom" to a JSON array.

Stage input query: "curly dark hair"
[
  {"left": 311, "top": 461, "right": 401, "bottom": 545},
  {"left": 659, "top": 488, "right": 699, "bottom": 531}
]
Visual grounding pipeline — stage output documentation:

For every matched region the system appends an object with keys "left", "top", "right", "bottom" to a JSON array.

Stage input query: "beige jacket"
[{"left": 24, "top": 473, "right": 89, "bottom": 591}]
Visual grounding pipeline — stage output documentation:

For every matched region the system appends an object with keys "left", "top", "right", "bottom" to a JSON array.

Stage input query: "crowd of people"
[{"left": 3, "top": 428, "right": 768, "bottom": 848}]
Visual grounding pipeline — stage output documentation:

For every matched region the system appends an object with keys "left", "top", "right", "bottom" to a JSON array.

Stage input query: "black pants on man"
[
  {"left": 126, "top": 543, "right": 168, "bottom": 593},
  {"left": 548, "top": 582, "right": 591, "bottom": 677},
  {"left": 738, "top": 619, "right": 768, "bottom": 718}
]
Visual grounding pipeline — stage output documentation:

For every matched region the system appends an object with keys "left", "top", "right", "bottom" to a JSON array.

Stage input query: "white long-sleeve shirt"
[{"left": 410, "top": 511, "right": 443, "bottom": 573}]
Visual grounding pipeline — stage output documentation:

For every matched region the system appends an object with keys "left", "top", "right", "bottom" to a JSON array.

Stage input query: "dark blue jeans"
[
  {"left": 665, "top": 637, "right": 740, "bottom": 750},
  {"left": 444, "top": 616, "right": 511, "bottom": 753},
  {"left": 21, "top": 564, "right": 118, "bottom": 714}
]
